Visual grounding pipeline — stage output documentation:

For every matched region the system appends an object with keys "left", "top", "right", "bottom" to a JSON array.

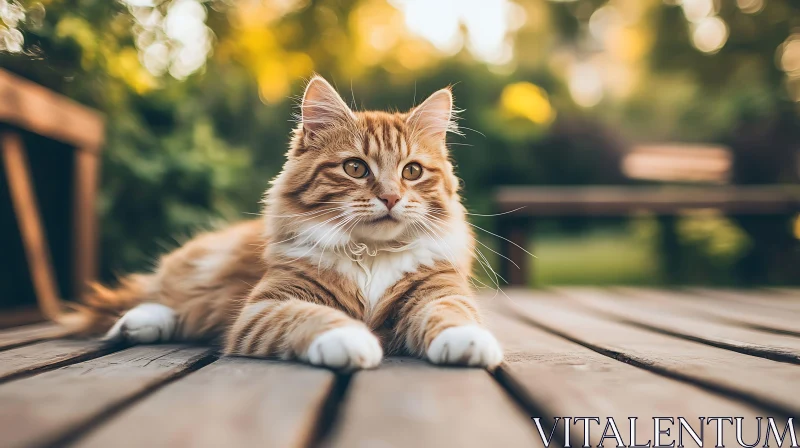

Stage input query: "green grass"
[{"left": 531, "top": 230, "right": 662, "bottom": 286}]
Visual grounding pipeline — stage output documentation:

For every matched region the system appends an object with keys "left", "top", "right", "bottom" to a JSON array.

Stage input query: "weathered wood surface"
[
  {"left": 77, "top": 357, "right": 335, "bottom": 448},
  {"left": 0, "top": 339, "right": 111, "bottom": 382},
  {"left": 0, "top": 321, "right": 70, "bottom": 351},
  {"left": 500, "top": 290, "right": 800, "bottom": 415},
  {"left": 0, "top": 346, "right": 213, "bottom": 448},
  {"left": 771, "top": 288, "right": 800, "bottom": 297},
  {"left": 325, "top": 358, "right": 540, "bottom": 447},
  {"left": 691, "top": 288, "right": 800, "bottom": 313},
  {"left": 486, "top": 309, "right": 765, "bottom": 447},
  {"left": 615, "top": 287, "right": 800, "bottom": 336},
  {"left": 555, "top": 288, "right": 800, "bottom": 363},
  {"left": 0, "top": 288, "right": 797, "bottom": 447}
]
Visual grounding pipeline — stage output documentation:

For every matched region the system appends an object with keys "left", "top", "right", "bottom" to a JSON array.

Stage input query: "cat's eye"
[
  {"left": 402, "top": 162, "right": 423, "bottom": 181},
  {"left": 343, "top": 158, "right": 369, "bottom": 178}
]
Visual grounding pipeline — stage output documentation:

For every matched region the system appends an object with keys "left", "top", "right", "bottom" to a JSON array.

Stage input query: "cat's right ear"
[{"left": 301, "top": 75, "right": 355, "bottom": 138}]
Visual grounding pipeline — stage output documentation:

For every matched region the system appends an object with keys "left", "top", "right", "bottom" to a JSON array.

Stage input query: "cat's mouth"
[{"left": 368, "top": 214, "right": 399, "bottom": 224}]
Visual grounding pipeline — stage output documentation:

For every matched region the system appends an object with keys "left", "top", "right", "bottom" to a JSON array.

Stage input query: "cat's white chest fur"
[
  {"left": 277, "top": 219, "right": 470, "bottom": 311},
  {"left": 354, "top": 245, "right": 436, "bottom": 308}
]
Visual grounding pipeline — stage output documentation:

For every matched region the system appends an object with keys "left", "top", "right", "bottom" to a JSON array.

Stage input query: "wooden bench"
[
  {"left": 494, "top": 186, "right": 800, "bottom": 285},
  {"left": 0, "top": 69, "right": 105, "bottom": 320},
  {"left": 0, "top": 288, "right": 797, "bottom": 447}
]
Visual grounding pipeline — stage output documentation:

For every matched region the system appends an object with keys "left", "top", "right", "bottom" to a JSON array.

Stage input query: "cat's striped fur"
[{"left": 79, "top": 76, "right": 502, "bottom": 370}]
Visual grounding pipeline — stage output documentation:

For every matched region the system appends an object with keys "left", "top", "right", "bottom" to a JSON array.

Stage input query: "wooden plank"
[
  {"left": 325, "top": 358, "right": 540, "bottom": 447},
  {"left": 2, "top": 132, "right": 63, "bottom": 319},
  {"left": 73, "top": 149, "right": 100, "bottom": 299},
  {"left": 0, "top": 345, "right": 213, "bottom": 448},
  {"left": 77, "top": 357, "right": 335, "bottom": 448},
  {"left": 0, "top": 69, "right": 104, "bottom": 149},
  {"left": 494, "top": 186, "right": 800, "bottom": 215},
  {"left": 690, "top": 288, "right": 800, "bottom": 313},
  {"left": 616, "top": 287, "right": 800, "bottom": 337},
  {"left": 500, "top": 289, "right": 800, "bottom": 416},
  {"left": 771, "top": 288, "right": 800, "bottom": 298},
  {"left": 0, "top": 339, "right": 112, "bottom": 382},
  {"left": 0, "top": 322, "right": 71, "bottom": 351},
  {"left": 556, "top": 288, "right": 800, "bottom": 363},
  {"left": 0, "top": 307, "right": 45, "bottom": 329},
  {"left": 485, "top": 306, "right": 766, "bottom": 447}
]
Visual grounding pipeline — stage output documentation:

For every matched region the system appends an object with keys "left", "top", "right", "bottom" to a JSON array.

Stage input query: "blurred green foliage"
[{"left": 1, "top": 0, "right": 798, "bottom": 285}]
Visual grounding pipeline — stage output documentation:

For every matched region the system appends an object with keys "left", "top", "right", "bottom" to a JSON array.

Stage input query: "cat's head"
[{"left": 267, "top": 75, "right": 465, "bottom": 246}]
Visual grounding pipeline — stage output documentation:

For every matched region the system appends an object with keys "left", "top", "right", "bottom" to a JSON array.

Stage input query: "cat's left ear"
[
  {"left": 406, "top": 88, "right": 455, "bottom": 142},
  {"left": 301, "top": 75, "right": 355, "bottom": 137}
]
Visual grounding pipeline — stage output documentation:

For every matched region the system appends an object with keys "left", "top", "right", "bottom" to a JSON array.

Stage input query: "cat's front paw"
[
  {"left": 427, "top": 325, "right": 503, "bottom": 368},
  {"left": 103, "top": 303, "right": 177, "bottom": 344},
  {"left": 306, "top": 326, "right": 383, "bottom": 371}
]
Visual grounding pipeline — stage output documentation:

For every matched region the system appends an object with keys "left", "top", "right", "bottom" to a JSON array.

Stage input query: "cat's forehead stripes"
[{"left": 357, "top": 112, "right": 410, "bottom": 159}]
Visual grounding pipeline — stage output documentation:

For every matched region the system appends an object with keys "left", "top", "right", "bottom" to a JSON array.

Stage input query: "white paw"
[
  {"left": 104, "top": 303, "right": 177, "bottom": 344},
  {"left": 306, "top": 326, "right": 383, "bottom": 371},
  {"left": 427, "top": 325, "right": 503, "bottom": 368}
]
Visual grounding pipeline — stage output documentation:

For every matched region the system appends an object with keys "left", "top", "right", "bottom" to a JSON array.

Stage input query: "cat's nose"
[{"left": 378, "top": 193, "right": 401, "bottom": 211}]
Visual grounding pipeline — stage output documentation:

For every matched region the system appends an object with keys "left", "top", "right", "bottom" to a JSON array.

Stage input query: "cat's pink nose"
[{"left": 379, "top": 193, "right": 401, "bottom": 211}]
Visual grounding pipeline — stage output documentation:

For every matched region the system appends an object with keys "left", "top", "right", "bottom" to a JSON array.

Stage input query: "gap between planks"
[
  {"left": 0, "top": 331, "right": 546, "bottom": 448},
  {"left": 0, "top": 339, "right": 119, "bottom": 384},
  {"left": 483, "top": 304, "right": 773, "bottom": 448},
  {"left": 72, "top": 356, "right": 542, "bottom": 448},
  {"left": 553, "top": 288, "right": 800, "bottom": 365},
  {"left": 320, "top": 357, "right": 542, "bottom": 448},
  {"left": 495, "top": 289, "right": 800, "bottom": 417},
  {"left": 0, "top": 345, "right": 216, "bottom": 448},
  {"left": 616, "top": 288, "right": 800, "bottom": 337},
  {"left": 0, "top": 322, "right": 74, "bottom": 352},
  {"left": 74, "top": 357, "right": 336, "bottom": 448},
  {"left": 5, "top": 288, "right": 793, "bottom": 447}
]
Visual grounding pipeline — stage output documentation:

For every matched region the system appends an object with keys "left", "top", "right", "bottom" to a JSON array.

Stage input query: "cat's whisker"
[
  {"left": 471, "top": 249, "right": 502, "bottom": 290},
  {"left": 317, "top": 214, "right": 361, "bottom": 274},
  {"left": 474, "top": 247, "right": 508, "bottom": 286},
  {"left": 420, "top": 217, "right": 495, "bottom": 293},
  {"left": 272, "top": 211, "right": 349, "bottom": 246},
  {"left": 427, "top": 209, "right": 537, "bottom": 260},
  {"left": 474, "top": 238, "right": 520, "bottom": 270},
  {"left": 277, "top": 211, "right": 342, "bottom": 229},
  {"left": 427, "top": 205, "right": 527, "bottom": 218},
  {"left": 465, "top": 207, "right": 526, "bottom": 217},
  {"left": 263, "top": 206, "right": 349, "bottom": 218},
  {"left": 285, "top": 213, "right": 356, "bottom": 265},
  {"left": 271, "top": 211, "right": 348, "bottom": 244},
  {"left": 421, "top": 212, "right": 509, "bottom": 293},
  {"left": 474, "top": 247, "right": 513, "bottom": 302},
  {"left": 467, "top": 222, "right": 537, "bottom": 258},
  {"left": 414, "top": 218, "right": 467, "bottom": 281}
]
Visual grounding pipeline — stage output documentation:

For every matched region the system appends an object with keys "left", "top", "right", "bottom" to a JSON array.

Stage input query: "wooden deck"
[{"left": 0, "top": 288, "right": 798, "bottom": 448}]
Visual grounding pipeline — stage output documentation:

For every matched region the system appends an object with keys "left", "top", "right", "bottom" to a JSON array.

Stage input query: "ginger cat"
[{"left": 80, "top": 76, "right": 503, "bottom": 371}]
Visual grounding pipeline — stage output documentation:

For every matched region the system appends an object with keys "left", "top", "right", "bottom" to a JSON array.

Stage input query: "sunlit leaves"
[
  {"left": 500, "top": 81, "right": 555, "bottom": 125},
  {"left": 0, "top": 0, "right": 26, "bottom": 53}
]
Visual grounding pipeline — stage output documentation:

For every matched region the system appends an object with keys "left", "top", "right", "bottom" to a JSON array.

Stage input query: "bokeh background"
[{"left": 1, "top": 0, "right": 799, "bottom": 291}]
